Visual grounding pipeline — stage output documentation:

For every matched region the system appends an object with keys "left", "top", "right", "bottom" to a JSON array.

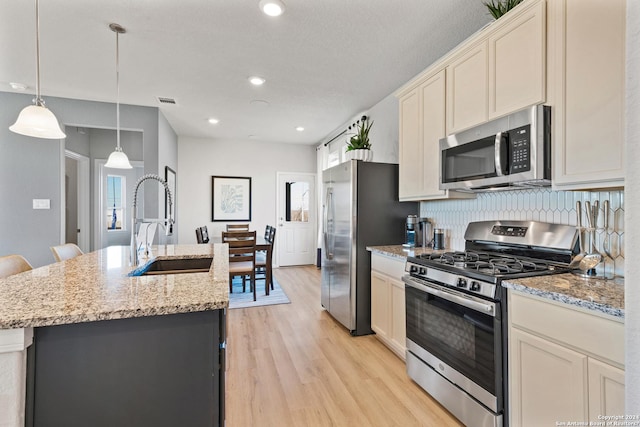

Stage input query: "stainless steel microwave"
[{"left": 439, "top": 105, "right": 551, "bottom": 192}]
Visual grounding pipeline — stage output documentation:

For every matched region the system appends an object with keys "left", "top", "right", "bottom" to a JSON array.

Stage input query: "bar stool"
[
  {"left": 50, "top": 243, "right": 84, "bottom": 262},
  {"left": 0, "top": 254, "right": 33, "bottom": 278}
]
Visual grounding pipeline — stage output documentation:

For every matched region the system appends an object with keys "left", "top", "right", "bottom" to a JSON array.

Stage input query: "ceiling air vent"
[{"left": 157, "top": 97, "right": 176, "bottom": 105}]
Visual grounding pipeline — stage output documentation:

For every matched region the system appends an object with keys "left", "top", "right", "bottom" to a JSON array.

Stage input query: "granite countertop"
[
  {"left": 0, "top": 244, "right": 229, "bottom": 329},
  {"left": 367, "top": 245, "right": 446, "bottom": 260},
  {"left": 502, "top": 273, "right": 625, "bottom": 319}
]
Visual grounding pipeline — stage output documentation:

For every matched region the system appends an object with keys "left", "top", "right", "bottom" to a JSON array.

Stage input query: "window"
[
  {"left": 285, "top": 181, "right": 310, "bottom": 222},
  {"left": 106, "top": 175, "right": 125, "bottom": 231}
]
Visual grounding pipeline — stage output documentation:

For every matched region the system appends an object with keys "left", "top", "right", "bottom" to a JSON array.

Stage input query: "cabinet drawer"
[
  {"left": 509, "top": 291, "right": 624, "bottom": 366},
  {"left": 371, "top": 253, "right": 406, "bottom": 278}
]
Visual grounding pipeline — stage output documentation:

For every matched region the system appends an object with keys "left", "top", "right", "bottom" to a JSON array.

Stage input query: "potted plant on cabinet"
[
  {"left": 346, "top": 116, "right": 373, "bottom": 162},
  {"left": 483, "top": 0, "right": 523, "bottom": 19}
]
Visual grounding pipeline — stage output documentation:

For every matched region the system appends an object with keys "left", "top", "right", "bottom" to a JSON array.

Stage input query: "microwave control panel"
[{"left": 509, "top": 124, "right": 531, "bottom": 174}]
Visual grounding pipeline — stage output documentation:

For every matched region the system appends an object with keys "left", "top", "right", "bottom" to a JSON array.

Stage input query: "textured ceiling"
[{"left": 0, "top": 0, "right": 491, "bottom": 145}]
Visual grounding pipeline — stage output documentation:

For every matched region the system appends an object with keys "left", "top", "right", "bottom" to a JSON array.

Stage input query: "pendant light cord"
[
  {"left": 116, "top": 29, "right": 121, "bottom": 150},
  {"left": 34, "top": 0, "right": 42, "bottom": 104}
]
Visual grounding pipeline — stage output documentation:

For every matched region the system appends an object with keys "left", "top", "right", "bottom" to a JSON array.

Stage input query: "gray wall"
[{"left": 0, "top": 91, "right": 169, "bottom": 267}]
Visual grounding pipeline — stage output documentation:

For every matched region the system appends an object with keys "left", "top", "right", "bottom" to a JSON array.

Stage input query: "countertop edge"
[
  {"left": 1, "top": 302, "right": 229, "bottom": 330},
  {"left": 502, "top": 279, "right": 625, "bottom": 319}
]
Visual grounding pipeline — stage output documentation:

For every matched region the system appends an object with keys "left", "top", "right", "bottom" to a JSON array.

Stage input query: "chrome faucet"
[{"left": 131, "top": 174, "right": 174, "bottom": 266}]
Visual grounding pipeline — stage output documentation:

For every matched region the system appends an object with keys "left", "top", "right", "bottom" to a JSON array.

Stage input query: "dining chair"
[
  {"left": 201, "top": 226, "right": 210, "bottom": 243},
  {"left": 0, "top": 254, "right": 33, "bottom": 279},
  {"left": 50, "top": 243, "right": 84, "bottom": 262},
  {"left": 222, "top": 230, "right": 257, "bottom": 301},
  {"left": 226, "top": 224, "right": 249, "bottom": 232},
  {"left": 196, "top": 226, "right": 210, "bottom": 244},
  {"left": 256, "top": 226, "right": 276, "bottom": 292}
]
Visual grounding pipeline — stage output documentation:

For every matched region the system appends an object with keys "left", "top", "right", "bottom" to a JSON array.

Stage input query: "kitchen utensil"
[
  {"left": 579, "top": 200, "right": 601, "bottom": 272},
  {"left": 568, "top": 201, "right": 587, "bottom": 269},
  {"left": 602, "top": 200, "right": 614, "bottom": 259}
]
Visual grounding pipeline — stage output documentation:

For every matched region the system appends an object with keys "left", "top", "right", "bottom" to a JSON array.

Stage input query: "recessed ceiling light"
[
  {"left": 296, "top": 126, "right": 305, "bottom": 132},
  {"left": 249, "top": 76, "right": 265, "bottom": 86},
  {"left": 259, "top": 0, "right": 285, "bottom": 17},
  {"left": 9, "top": 82, "right": 28, "bottom": 91},
  {"left": 208, "top": 118, "right": 219, "bottom": 124}
]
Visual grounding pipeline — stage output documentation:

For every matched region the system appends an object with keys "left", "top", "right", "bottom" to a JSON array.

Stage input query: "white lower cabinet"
[
  {"left": 588, "top": 358, "right": 625, "bottom": 420},
  {"left": 370, "top": 253, "right": 406, "bottom": 360},
  {"left": 510, "top": 328, "right": 588, "bottom": 425},
  {"left": 508, "top": 291, "right": 625, "bottom": 426}
]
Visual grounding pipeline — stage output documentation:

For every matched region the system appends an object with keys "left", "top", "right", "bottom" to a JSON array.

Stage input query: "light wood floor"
[{"left": 226, "top": 265, "right": 463, "bottom": 426}]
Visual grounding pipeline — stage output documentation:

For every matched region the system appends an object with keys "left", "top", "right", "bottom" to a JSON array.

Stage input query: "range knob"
[
  {"left": 419, "top": 267, "right": 426, "bottom": 275},
  {"left": 470, "top": 281, "right": 481, "bottom": 292},
  {"left": 456, "top": 278, "right": 467, "bottom": 288},
  {"left": 410, "top": 265, "right": 419, "bottom": 274}
]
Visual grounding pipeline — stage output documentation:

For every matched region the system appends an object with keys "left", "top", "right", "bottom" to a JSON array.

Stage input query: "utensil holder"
[{"left": 572, "top": 226, "right": 613, "bottom": 280}]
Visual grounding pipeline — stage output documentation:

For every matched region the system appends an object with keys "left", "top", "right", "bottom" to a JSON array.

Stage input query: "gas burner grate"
[{"left": 416, "top": 251, "right": 554, "bottom": 275}]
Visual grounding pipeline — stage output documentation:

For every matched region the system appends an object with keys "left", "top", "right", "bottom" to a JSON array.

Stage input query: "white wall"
[
  {"left": 365, "top": 93, "right": 400, "bottom": 164},
  {"left": 157, "top": 112, "right": 178, "bottom": 244},
  {"left": 317, "top": 93, "right": 400, "bottom": 167},
  {"left": 625, "top": 0, "right": 640, "bottom": 413},
  {"left": 177, "top": 137, "right": 316, "bottom": 245}
]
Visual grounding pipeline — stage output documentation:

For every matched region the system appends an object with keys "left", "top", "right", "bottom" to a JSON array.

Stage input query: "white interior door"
[{"left": 276, "top": 172, "right": 316, "bottom": 266}]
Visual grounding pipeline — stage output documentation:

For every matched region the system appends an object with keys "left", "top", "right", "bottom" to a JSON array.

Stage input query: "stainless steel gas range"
[{"left": 402, "top": 220, "right": 578, "bottom": 427}]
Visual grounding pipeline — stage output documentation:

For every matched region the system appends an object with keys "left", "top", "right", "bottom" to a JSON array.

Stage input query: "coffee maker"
[
  {"left": 404, "top": 216, "right": 432, "bottom": 248},
  {"left": 403, "top": 215, "right": 417, "bottom": 247},
  {"left": 416, "top": 217, "right": 432, "bottom": 248}
]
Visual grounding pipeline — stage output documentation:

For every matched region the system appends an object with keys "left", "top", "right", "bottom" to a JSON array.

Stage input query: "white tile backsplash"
[{"left": 420, "top": 188, "right": 624, "bottom": 277}]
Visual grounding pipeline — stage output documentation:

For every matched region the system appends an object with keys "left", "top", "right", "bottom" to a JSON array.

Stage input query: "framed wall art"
[
  {"left": 211, "top": 176, "right": 252, "bottom": 221},
  {"left": 165, "top": 166, "right": 176, "bottom": 219}
]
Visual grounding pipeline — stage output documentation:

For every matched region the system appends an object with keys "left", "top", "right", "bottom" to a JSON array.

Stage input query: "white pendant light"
[
  {"left": 105, "top": 23, "right": 132, "bottom": 169},
  {"left": 9, "top": 0, "right": 65, "bottom": 139}
]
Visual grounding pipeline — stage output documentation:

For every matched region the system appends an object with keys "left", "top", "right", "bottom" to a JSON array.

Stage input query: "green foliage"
[
  {"left": 483, "top": 0, "right": 524, "bottom": 19},
  {"left": 346, "top": 118, "right": 373, "bottom": 152}
]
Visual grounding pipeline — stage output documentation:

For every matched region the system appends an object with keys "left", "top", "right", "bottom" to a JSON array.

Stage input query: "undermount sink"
[{"left": 128, "top": 257, "right": 213, "bottom": 276}]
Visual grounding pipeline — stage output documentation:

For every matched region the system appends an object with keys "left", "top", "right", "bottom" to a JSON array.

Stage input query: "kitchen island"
[{"left": 0, "top": 244, "right": 229, "bottom": 427}]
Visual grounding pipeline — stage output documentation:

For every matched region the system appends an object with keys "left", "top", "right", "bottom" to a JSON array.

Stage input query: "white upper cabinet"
[
  {"left": 488, "top": 0, "right": 546, "bottom": 118},
  {"left": 398, "top": 88, "right": 423, "bottom": 199},
  {"left": 548, "top": 0, "right": 626, "bottom": 189},
  {"left": 395, "top": 0, "right": 625, "bottom": 198},
  {"left": 447, "top": 0, "right": 546, "bottom": 134},
  {"left": 398, "top": 70, "right": 475, "bottom": 201},
  {"left": 446, "top": 41, "right": 489, "bottom": 134}
]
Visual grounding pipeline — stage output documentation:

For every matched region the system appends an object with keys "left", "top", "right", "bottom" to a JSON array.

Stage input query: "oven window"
[
  {"left": 405, "top": 286, "right": 498, "bottom": 395},
  {"left": 442, "top": 136, "right": 497, "bottom": 183}
]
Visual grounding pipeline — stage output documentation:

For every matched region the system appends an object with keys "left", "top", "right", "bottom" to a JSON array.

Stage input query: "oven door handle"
[{"left": 403, "top": 276, "right": 496, "bottom": 317}]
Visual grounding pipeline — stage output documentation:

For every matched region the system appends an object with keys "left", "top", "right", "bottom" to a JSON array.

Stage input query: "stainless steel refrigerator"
[{"left": 321, "top": 160, "right": 418, "bottom": 336}]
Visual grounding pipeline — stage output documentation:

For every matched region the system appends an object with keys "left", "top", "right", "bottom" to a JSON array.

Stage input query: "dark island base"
[{"left": 26, "top": 310, "right": 225, "bottom": 427}]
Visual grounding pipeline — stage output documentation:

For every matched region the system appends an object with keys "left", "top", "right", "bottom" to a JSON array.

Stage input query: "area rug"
[{"left": 228, "top": 276, "right": 290, "bottom": 309}]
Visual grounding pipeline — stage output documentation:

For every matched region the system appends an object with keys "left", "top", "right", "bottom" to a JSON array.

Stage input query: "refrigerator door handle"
[{"left": 324, "top": 187, "right": 334, "bottom": 260}]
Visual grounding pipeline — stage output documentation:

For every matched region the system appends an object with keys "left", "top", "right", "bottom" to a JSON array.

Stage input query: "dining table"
[{"left": 212, "top": 234, "right": 273, "bottom": 296}]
